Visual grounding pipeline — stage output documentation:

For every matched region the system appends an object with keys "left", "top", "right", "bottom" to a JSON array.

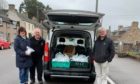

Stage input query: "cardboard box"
[{"left": 63, "top": 46, "right": 75, "bottom": 56}]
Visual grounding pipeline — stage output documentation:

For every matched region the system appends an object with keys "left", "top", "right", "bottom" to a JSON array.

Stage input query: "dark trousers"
[
  {"left": 30, "top": 59, "right": 43, "bottom": 82},
  {"left": 19, "top": 68, "right": 29, "bottom": 84}
]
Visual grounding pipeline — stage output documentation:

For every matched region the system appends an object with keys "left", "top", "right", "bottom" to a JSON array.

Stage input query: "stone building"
[
  {"left": 7, "top": 4, "right": 36, "bottom": 38},
  {"left": 112, "top": 21, "right": 140, "bottom": 52},
  {"left": 0, "top": 4, "right": 48, "bottom": 43},
  {"left": 112, "top": 21, "right": 140, "bottom": 44},
  {"left": 7, "top": 4, "right": 48, "bottom": 38},
  {"left": 0, "top": 12, "right": 17, "bottom": 43}
]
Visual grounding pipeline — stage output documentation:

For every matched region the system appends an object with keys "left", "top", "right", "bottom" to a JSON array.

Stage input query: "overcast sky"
[{"left": 6, "top": 0, "right": 140, "bottom": 30}]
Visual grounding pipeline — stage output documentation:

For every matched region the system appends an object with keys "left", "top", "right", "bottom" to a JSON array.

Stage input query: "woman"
[{"left": 14, "top": 27, "right": 32, "bottom": 84}]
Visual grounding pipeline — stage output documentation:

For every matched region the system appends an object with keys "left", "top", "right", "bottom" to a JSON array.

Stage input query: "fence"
[{"left": 115, "top": 42, "right": 140, "bottom": 53}]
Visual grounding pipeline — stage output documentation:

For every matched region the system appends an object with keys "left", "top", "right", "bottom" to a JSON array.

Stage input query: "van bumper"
[{"left": 44, "top": 69, "right": 96, "bottom": 78}]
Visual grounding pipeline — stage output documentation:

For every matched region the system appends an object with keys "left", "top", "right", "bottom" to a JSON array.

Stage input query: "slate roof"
[
  {"left": 0, "top": 9, "right": 11, "bottom": 23},
  {"left": 0, "top": 9, "right": 46, "bottom": 29},
  {"left": 17, "top": 13, "right": 46, "bottom": 29}
]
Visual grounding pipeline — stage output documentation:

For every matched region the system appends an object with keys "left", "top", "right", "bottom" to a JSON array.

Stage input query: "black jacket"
[
  {"left": 30, "top": 37, "right": 45, "bottom": 59},
  {"left": 93, "top": 36, "right": 115, "bottom": 63},
  {"left": 14, "top": 35, "right": 32, "bottom": 68}
]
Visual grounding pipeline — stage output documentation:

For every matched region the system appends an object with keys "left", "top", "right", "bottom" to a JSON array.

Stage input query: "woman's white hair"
[{"left": 33, "top": 28, "right": 42, "bottom": 36}]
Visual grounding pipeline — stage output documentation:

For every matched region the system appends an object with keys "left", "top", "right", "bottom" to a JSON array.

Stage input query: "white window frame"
[
  {"left": 0, "top": 18, "right": 3, "bottom": 26},
  {"left": 0, "top": 31, "right": 4, "bottom": 40},
  {"left": 12, "top": 21, "right": 17, "bottom": 29}
]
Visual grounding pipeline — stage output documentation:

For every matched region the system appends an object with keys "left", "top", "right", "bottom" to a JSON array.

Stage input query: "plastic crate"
[
  {"left": 70, "top": 61, "right": 89, "bottom": 68},
  {"left": 51, "top": 61, "right": 70, "bottom": 68}
]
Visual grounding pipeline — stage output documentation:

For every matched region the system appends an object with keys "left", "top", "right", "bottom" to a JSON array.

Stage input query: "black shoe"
[
  {"left": 38, "top": 81, "right": 43, "bottom": 84},
  {"left": 30, "top": 81, "right": 35, "bottom": 84},
  {"left": 24, "top": 82, "right": 28, "bottom": 84}
]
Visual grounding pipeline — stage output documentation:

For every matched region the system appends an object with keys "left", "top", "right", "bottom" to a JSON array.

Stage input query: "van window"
[{"left": 48, "top": 15, "right": 99, "bottom": 26}]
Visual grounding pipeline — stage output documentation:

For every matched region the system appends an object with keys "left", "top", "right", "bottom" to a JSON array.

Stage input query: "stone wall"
[{"left": 118, "top": 21, "right": 140, "bottom": 44}]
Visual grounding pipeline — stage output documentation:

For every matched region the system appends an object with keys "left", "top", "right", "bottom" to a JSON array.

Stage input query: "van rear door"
[{"left": 43, "top": 10, "right": 104, "bottom": 30}]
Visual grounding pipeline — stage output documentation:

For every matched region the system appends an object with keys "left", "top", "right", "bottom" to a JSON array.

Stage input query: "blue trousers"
[{"left": 19, "top": 68, "right": 29, "bottom": 84}]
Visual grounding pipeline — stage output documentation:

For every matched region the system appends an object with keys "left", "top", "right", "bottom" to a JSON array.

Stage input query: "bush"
[
  {"left": 117, "top": 53, "right": 128, "bottom": 58},
  {"left": 118, "top": 51, "right": 140, "bottom": 60},
  {"left": 126, "top": 51, "right": 140, "bottom": 60}
]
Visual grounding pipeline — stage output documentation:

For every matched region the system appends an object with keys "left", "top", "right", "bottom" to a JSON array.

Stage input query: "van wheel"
[{"left": 44, "top": 74, "right": 51, "bottom": 82}]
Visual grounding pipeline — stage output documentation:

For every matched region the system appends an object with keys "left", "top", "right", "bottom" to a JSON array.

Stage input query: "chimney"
[
  {"left": 32, "top": 16, "right": 37, "bottom": 22},
  {"left": 22, "top": 12, "right": 28, "bottom": 18},
  {"left": 132, "top": 21, "right": 138, "bottom": 27},
  {"left": 9, "top": 4, "right": 15, "bottom": 11},
  {"left": 131, "top": 21, "right": 138, "bottom": 30},
  {"left": 118, "top": 25, "right": 123, "bottom": 31}
]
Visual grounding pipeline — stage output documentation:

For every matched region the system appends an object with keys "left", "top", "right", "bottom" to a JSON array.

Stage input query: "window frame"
[{"left": 0, "top": 18, "right": 3, "bottom": 26}]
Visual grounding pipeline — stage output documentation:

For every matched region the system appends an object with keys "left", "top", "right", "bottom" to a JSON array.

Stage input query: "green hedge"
[{"left": 118, "top": 51, "right": 140, "bottom": 60}]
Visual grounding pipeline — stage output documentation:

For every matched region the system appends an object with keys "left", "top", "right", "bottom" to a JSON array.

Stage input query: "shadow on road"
[{"left": 43, "top": 78, "right": 93, "bottom": 84}]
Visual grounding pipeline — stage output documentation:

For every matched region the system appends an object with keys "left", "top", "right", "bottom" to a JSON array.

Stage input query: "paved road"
[
  {"left": 109, "top": 55, "right": 140, "bottom": 84},
  {"left": 2, "top": 48, "right": 140, "bottom": 84},
  {"left": 0, "top": 48, "right": 18, "bottom": 84},
  {"left": 0, "top": 48, "right": 92, "bottom": 84}
]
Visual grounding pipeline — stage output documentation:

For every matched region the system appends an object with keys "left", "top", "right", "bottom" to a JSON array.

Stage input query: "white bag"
[
  {"left": 53, "top": 52, "right": 70, "bottom": 62},
  {"left": 71, "top": 54, "right": 88, "bottom": 62},
  {"left": 25, "top": 46, "right": 35, "bottom": 56}
]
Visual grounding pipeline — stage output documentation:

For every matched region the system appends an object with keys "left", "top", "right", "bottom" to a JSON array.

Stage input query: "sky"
[{"left": 5, "top": 0, "right": 140, "bottom": 30}]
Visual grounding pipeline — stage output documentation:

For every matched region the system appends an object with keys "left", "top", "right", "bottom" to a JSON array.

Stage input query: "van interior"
[{"left": 49, "top": 30, "right": 93, "bottom": 71}]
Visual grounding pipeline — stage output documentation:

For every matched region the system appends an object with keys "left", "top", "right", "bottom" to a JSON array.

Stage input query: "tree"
[
  {"left": 19, "top": 2, "right": 25, "bottom": 13},
  {"left": 19, "top": 0, "right": 46, "bottom": 22},
  {"left": 45, "top": 5, "right": 52, "bottom": 11}
]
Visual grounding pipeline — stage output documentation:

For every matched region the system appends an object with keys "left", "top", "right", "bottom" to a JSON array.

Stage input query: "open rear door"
[{"left": 43, "top": 10, "right": 104, "bottom": 30}]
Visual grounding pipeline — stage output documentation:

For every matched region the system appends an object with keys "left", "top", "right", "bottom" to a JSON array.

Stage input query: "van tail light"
[{"left": 44, "top": 42, "right": 50, "bottom": 62}]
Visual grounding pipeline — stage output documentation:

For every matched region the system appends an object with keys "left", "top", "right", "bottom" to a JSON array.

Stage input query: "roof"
[
  {"left": 0, "top": 9, "right": 11, "bottom": 23},
  {"left": 0, "top": 16, "right": 11, "bottom": 23},
  {"left": 17, "top": 13, "right": 34, "bottom": 23},
  {"left": 0, "top": 9, "right": 46, "bottom": 29},
  {"left": 17, "top": 13, "right": 46, "bottom": 29},
  {"left": 112, "top": 26, "right": 131, "bottom": 36},
  {"left": 33, "top": 21, "right": 46, "bottom": 29},
  {"left": 0, "top": 9, "right": 8, "bottom": 16}
]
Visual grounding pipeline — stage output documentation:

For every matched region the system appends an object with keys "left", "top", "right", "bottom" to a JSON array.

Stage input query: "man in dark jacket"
[
  {"left": 93, "top": 27, "right": 115, "bottom": 84},
  {"left": 30, "top": 28, "right": 45, "bottom": 84},
  {"left": 14, "top": 27, "right": 33, "bottom": 84}
]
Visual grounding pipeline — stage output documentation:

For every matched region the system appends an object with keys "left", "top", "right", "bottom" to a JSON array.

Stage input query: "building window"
[
  {"left": 29, "top": 23, "right": 30, "bottom": 30},
  {"left": 0, "top": 32, "right": 4, "bottom": 40},
  {"left": 17, "top": 21, "right": 20, "bottom": 27},
  {"left": 11, "top": 21, "right": 17, "bottom": 29},
  {"left": 0, "top": 18, "right": 3, "bottom": 26},
  {"left": 28, "top": 33, "right": 32, "bottom": 38},
  {"left": 7, "top": 23, "right": 10, "bottom": 28},
  {"left": 13, "top": 33, "right": 17, "bottom": 39},
  {"left": 6, "top": 33, "right": 10, "bottom": 42}
]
